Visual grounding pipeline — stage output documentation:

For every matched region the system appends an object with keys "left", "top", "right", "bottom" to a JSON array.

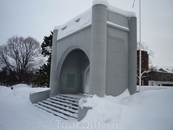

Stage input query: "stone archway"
[{"left": 59, "top": 49, "right": 90, "bottom": 94}]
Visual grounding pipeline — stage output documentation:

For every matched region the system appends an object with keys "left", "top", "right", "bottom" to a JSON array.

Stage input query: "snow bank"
[
  {"left": 80, "top": 95, "right": 122, "bottom": 129},
  {"left": 0, "top": 85, "right": 173, "bottom": 130},
  {"left": 137, "top": 85, "right": 172, "bottom": 91},
  {"left": 12, "top": 84, "right": 31, "bottom": 89},
  {"left": 0, "top": 86, "right": 12, "bottom": 96},
  {"left": 120, "top": 89, "right": 173, "bottom": 130},
  {"left": 79, "top": 88, "right": 173, "bottom": 130},
  {"left": 0, "top": 84, "right": 49, "bottom": 104},
  {"left": 0, "top": 84, "right": 58, "bottom": 130}
]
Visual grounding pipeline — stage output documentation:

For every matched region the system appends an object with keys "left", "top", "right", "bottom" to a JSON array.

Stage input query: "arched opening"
[{"left": 59, "top": 49, "right": 90, "bottom": 94}]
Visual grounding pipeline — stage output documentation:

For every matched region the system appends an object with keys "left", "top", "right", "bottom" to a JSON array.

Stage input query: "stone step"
[
  {"left": 59, "top": 94, "right": 82, "bottom": 101},
  {"left": 43, "top": 100, "right": 78, "bottom": 113},
  {"left": 55, "top": 95, "right": 79, "bottom": 103},
  {"left": 46, "top": 98, "right": 78, "bottom": 110},
  {"left": 35, "top": 94, "right": 84, "bottom": 120},
  {"left": 50, "top": 97, "right": 78, "bottom": 106},
  {"left": 38, "top": 102, "right": 77, "bottom": 118},
  {"left": 35, "top": 104, "right": 75, "bottom": 120}
]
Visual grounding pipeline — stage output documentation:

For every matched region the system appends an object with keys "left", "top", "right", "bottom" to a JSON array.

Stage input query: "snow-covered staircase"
[{"left": 35, "top": 94, "right": 83, "bottom": 120}]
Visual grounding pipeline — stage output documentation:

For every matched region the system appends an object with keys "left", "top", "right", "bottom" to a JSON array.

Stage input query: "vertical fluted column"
[{"left": 89, "top": 4, "right": 107, "bottom": 97}]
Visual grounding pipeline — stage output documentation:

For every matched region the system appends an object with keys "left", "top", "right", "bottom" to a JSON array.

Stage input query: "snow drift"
[{"left": 0, "top": 84, "right": 173, "bottom": 130}]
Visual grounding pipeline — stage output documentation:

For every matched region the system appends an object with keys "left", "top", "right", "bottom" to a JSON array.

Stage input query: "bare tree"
[
  {"left": 0, "top": 36, "right": 43, "bottom": 83},
  {"left": 149, "top": 64, "right": 158, "bottom": 72},
  {"left": 137, "top": 42, "right": 154, "bottom": 58}
]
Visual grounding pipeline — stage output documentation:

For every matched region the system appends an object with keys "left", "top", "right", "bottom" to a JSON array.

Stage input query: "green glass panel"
[{"left": 67, "top": 74, "right": 75, "bottom": 88}]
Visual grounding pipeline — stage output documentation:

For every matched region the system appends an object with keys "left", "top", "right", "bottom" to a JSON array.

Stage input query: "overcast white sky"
[{"left": 0, "top": 0, "right": 173, "bottom": 70}]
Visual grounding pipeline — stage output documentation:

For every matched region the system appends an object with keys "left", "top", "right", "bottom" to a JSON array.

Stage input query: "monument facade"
[{"left": 50, "top": 0, "right": 137, "bottom": 97}]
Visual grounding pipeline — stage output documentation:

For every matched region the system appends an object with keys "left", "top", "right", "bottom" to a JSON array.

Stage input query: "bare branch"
[
  {"left": 0, "top": 36, "right": 43, "bottom": 83},
  {"left": 137, "top": 42, "right": 154, "bottom": 58}
]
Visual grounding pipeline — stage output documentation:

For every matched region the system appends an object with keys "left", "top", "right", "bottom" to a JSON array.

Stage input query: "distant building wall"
[
  {"left": 148, "top": 70, "right": 173, "bottom": 86},
  {"left": 149, "top": 80, "right": 173, "bottom": 86}
]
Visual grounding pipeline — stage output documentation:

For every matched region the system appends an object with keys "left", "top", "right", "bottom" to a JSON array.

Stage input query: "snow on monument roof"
[
  {"left": 54, "top": 9, "right": 92, "bottom": 40},
  {"left": 54, "top": 0, "right": 135, "bottom": 40},
  {"left": 93, "top": 0, "right": 108, "bottom": 6},
  {"left": 93, "top": 0, "right": 135, "bottom": 17},
  {"left": 92, "top": 0, "right": 135, "bottom": 17}
]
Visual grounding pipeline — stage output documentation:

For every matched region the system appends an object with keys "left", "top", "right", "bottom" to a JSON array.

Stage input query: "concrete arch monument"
[{"left": 50, "top": 0, "right": 137, "bottom": 97}]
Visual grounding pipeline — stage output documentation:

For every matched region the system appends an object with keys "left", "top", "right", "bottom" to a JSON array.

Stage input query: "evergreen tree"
[{"left": 32, "top": 32, "right": 53, "bottom": 87}]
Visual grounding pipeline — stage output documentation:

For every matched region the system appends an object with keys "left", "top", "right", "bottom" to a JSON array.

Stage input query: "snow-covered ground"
[{"left": 0, "top": 84, "right": 173, "bottom": 130}]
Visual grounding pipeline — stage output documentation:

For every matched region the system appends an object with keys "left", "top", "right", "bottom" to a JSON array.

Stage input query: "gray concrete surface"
[
  {"left": 30, "top": 89, "right": 50, "bottom": 104},
  {"left": 49, "top": 1, "right": 137, "bottom": 97}
]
